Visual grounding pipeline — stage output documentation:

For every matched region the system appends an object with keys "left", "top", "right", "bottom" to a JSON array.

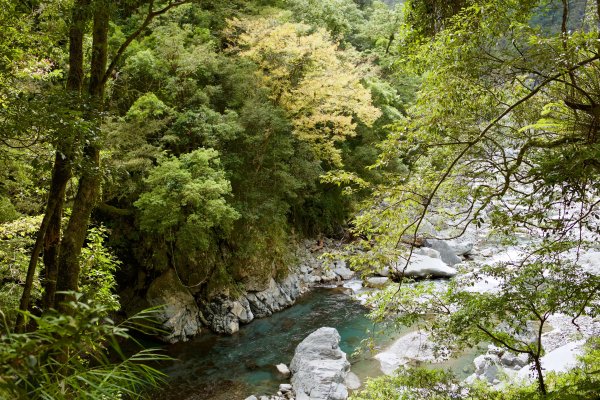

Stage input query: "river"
[{"left": 155, "top": 286, "right": 477, "bottom": 400}]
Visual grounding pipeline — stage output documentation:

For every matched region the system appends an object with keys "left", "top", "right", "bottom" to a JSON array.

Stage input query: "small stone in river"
[
  {"left": 276, "top": 363, "right": 291, "bottom": 377},
  {"left": 345, "top": 371, "right": 361, "bottom": 390},
  {"left": 279, "top": 383, "right": 293, "bottom": 392},
  {"left": 365, "top": 276, "right": 389, "bottom": 288},
  {"left": 244, "top": 396, "right": 258, "bottom": 400}
]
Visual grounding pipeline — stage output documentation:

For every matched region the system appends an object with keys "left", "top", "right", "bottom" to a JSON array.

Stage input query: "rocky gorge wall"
[{"left": 120, "top": 240, "right": 355, "bottom": 343}]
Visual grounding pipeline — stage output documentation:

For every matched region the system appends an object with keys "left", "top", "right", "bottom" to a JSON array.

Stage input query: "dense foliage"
[
  {"left": 0, "top": 0, "right": 402, "bottom": 396},
  {"left": 0, "top": 298, "right": 167, "bottom": 399}
]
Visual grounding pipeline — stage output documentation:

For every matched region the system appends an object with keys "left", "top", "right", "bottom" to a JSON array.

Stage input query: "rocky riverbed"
[
  {"left": 147, "top": 221, "right": 598, "bottom": 400},
  {"left": 155, "top": 287, "right": 395, "bottom": 400}
]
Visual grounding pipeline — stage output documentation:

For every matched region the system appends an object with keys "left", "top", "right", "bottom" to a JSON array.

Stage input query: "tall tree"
[
  {"left": 17, "top": 0, "right": 192, "bottom": 328},
  {"left": 228, "top": 16, "right": 381, "bottom": 167},
  {"left": 345, "top": 0, "right": 600, "bottom": 394}
]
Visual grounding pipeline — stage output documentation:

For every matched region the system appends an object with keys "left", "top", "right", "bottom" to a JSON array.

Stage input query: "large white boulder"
[
  {"left": 578, "top": 251, "right": 600, "bottom": 275},
  {"left": 374, "top": 331, "right": 447, "bottom": 375},
  {"left": 290, "top": 327, "right": 350, "bottom": 400},
  {"left": 394, "top": 254, "right": 457, "bottom": 278},
  {"left": 517, "top": 340, "right": 585, "bottom": 381},
  {"left": 447, "top": 240, "right": 474, "bottom": 256}
]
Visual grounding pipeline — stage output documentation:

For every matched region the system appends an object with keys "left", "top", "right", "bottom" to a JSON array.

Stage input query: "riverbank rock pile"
[
  {"left": 364, "top": 227, "right": 599, "bottom": 387},
  {"left": 296, "top": 239, "right": 355, "bottom": 285},
  {"left": 199, "top": 273, "right": 305, "bottom": 335},
  {"left": 244, "top": 383, "right": 295, "bottom": 400},
  {"left": 466, "top": 313, "right": 600, "bottom": 386},
  {"left": 123, "top": 239, "right": 356, "bottom": 341},
  {"left": 290, "top": 327, "right": 351, "bottom": 400},
  {"left": 367, "top": 240, "right": 470, "bottom": 281}
]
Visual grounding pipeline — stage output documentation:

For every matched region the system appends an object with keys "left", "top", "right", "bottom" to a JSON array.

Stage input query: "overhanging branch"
[{"left": 101, "top": 0, "right": 192, "bottom": 87}]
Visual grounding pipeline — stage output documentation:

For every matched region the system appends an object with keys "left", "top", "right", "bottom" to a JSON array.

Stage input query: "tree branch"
[
  {"left": 101, "top": 0, "right": 192, "bottom": 87},
  {"left": 476, "top": 324, "right": 532, "bottom": 355},
  {"left": 399, "top": 53, "right": 600, "bottom": 266}
]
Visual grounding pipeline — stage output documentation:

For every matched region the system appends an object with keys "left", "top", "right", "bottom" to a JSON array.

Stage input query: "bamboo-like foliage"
[{"left": 0, "top": 296, "right": 169, "bottom": 399}]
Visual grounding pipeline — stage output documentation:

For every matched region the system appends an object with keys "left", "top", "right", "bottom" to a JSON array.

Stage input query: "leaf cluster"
[{"left": 0, "top": 298, "right": 168, "bottom": 400}]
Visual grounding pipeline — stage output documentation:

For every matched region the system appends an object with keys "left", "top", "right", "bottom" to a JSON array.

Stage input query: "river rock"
[
  {"left": 276, "top": 363, "right": 291, "bottom": 378},
  {"left": 247, "top": 274, "right": 302, "bottom": 318},
  {"left": 375, "top": 331, "right": 446, "bottom": 375},
  {"left": 578, "top": 251, "right": 600, "bottom": 275},
  {"left": 500, "top": 351, "right": 529, "bottom": 368},
  {"left": 394, "top": 254, "right": 457, "bottom": 278},
  {"left": 232, "top": 298, "right": 254, "bottom": 324},
  {"left": 320, "top": 270, "right": 339, "bottom": 282},
  {"left": 473, "top": 354, "right": 501, "bottom": 383},
  {"left": 374, "top": 266, "right": 390, "bottom": 277},
  {"left": 145, "top": 269, "right": 202, "bottom": 343},
  {"left": 345, "top": 372, "right": 361, "bottom": 390},
  {"left": 300, "top": 265, "right": 313, "bottom": 275},
  {"left": 365, "top": 276, "right": 390, "bottom": 288},
  {"left": 448, "top": 240, "right": 473, "bottom": 256},
  {"left": 290, "top": 327, "right": 350, "bottom": 400},
  {"left": 279, "top": 383, "right": 293, "bottom": 392},
  {"left": 423, "top": 239, "right": 463, "bottom": 266},
  {"left": 200, "top": 296, "right": 254, "bottom": 334},
  {"left": 332, "top": 260, "right": 354, "bottom": 280},
  {"left": 415, "top": 247, "right": 441, "bottom": 259}
]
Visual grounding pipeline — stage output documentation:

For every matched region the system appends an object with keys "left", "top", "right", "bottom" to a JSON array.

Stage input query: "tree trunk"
[
  {"left": 55, "top": 150, "right": 101, "bottom": 309},
  {"left": 15, "top": 188, "right": 60, "bottom": 331},
  {"left": 15, "top": 0, "right": 88, "bottom": 331},
  {"left": 533, "top": 354, "right": 547, "bottom": 396},
  {"left": 41, "top": 153, "right": 71, "bottom": 310},
  {"left": 66, "top": 0, "right": 88, "bottom": 92},
  {"left": 56, "top": 3, "right": 109, "bottom": 311}
]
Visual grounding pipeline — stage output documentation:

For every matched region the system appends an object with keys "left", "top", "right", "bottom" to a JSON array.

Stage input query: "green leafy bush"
[
  {"left": 0, "top": 216, "right": 44, "bottom": 324},
  {"left": 0, "top": 297, "right": 168, "bottom": 400},
  {"left": 134, "top": 148, "right": 240, "bottom": 283},
  {"left": 79, "top": 226, "right": 121, "bottom": 312}
]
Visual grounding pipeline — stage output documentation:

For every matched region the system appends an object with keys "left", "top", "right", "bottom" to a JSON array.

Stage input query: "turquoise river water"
[{"left": 155, "top": 287, "right": 477, "bottom": 400}]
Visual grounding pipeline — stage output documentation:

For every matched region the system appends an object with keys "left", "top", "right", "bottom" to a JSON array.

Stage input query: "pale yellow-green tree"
[{"left": 227, "top": 16, "right": 381, "bottom": 166}]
